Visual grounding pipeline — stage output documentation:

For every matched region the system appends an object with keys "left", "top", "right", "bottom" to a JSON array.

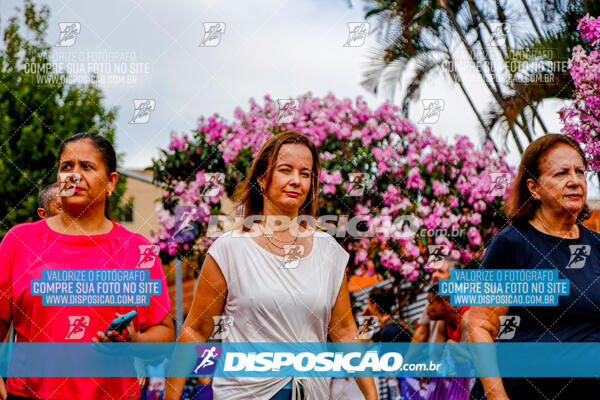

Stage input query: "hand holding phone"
[
  {"left": 104, "top": 310, "right": 137, "bottom": 335},
  {"left": 92, "top": 310, "right": 138, "bottom": 343}
]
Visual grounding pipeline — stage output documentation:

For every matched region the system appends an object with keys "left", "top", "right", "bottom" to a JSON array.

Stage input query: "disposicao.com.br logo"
[{"left": 214, "top": 350, "right": 440, "bottom": 376}]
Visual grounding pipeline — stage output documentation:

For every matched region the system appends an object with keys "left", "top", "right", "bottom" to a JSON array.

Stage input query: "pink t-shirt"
[{"left": 0, "top": 219, "right": 172, "bottom": 399}]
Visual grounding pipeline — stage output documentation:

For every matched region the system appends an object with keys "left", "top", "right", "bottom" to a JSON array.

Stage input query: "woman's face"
[
  {"left": 528, "top": 144, "right": 587, "bottom": 219},
  {"left": 58, "top": 139, "right": 117, "bottom": 213},
  {"left": 258, "top": 143, "right": 313, "bottom": 216}
]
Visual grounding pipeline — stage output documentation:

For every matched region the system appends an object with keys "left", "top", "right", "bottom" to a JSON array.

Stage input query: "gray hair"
[{"left": 39, "top": 182, "right": 58, "bottom": 211}]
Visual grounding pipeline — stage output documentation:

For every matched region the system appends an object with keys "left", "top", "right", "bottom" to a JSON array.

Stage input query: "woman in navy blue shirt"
[{"left": 467, "top": 134, "right": 600, "bottom": 400}]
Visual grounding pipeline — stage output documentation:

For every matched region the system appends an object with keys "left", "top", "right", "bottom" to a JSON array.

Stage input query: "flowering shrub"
[
  {"left": 151, "top": 93, "right": 512, "bottom": 288},
  {"left": 577, "top": 14, "right": 600, "bottom": 46},
  {"left": 560, "top": 14, "right": 600, "bottom": 170}
]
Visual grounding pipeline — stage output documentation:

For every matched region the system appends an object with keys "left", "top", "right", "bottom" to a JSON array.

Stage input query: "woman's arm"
[
  {"left": 411, "top": 323, "right": 430, "bottom": 343},
  {"left": 434, "top": 321, "right": 447, "bottom": 343},
  {"left": 136, "top": 315, "right": 175, "bottom": 342},
  {"left": 328, "top": 275, "right": 378, "bottom": 400},
  {"left": 95, "top": 312, "right": 175, "bottom": 344},
  {"left": 163, "top": 254, "right": 227, "bottom": 400},
  {"left": 466, "top": 305, "right": 510, "bottom": 400}
]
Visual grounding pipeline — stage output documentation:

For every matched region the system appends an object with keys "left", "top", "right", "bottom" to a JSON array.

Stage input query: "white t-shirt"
[
  {"left": 418, "top": 308, "right": 443, "bottom": 343},
  {"left": 207, "top": 229, "right": 349, "bottom": 399}
]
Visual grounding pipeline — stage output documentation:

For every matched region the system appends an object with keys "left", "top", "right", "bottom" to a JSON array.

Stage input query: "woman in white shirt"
[{"left": 165, "top": 131, "right": 377, "bottom": 400}]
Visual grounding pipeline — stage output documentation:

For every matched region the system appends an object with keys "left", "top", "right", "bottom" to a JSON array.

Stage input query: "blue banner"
[{"left": 0, "top": 342, "right": 599, "bottom": 378}]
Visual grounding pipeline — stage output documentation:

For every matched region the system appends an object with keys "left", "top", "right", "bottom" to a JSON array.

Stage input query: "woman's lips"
[
  {"left": 565, "top": 194, "right": 582, "bottom": 199},
  {"left": 285, "top": 191, "right": 299, "bottom": 198}
]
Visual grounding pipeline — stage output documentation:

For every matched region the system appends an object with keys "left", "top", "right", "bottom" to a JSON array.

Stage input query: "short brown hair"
[
  {"left": 368, "top": 287, "right": 396, "bottom": 315},
  {"left": 232, "top": 131, "right": 321, "bottom": 231},
  {"left": 503, "top": 134, "right": 591, "bottom": 223}
]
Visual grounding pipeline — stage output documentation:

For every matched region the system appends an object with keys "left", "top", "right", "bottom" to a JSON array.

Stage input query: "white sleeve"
[
  {"left": 418, "top": 307, "right": 430, "bottom": 326},
  {"left": 330, "top": 239, "right": 350, "bottom": 306},
  {"left": 206, "top": 234, "right": 231, "bottom": 285}
]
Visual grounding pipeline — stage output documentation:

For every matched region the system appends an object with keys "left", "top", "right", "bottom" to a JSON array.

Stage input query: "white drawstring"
[{"left": 291, "top": 377, "right": 308, "bottom": 400}]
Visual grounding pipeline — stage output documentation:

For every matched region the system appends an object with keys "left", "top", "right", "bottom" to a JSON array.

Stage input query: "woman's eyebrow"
[
  {"left": 276, "top": 162, "right": 311, "bottom": 171},
  {"left": 60, "top": 159, "right": 96, "bottom": 166},
  {"left": 553, "top": 164, "right": 585, "bottom": 171}
]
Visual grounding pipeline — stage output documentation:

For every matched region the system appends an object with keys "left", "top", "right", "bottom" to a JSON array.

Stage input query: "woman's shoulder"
[
  {"left": 493, "top": 223, "right": 528, "bottom": 243},
  {"left": 4, "top": 219, "right": 45, "bottom": 241},
  {"left": 579, "top": 224, "right": 600, "bottom": 243},
  {"left": 312, "top": 229, "right": 349, "bottom": 256},
  {"left": 110, "top": 221, "right": 154, "bottom": 245},
  {"left": 208, "top": 230, "right": 239, "bottom": 247},
  {"left": 483, "top": 225, "right": 526, "bottom": 258},
  {"left": 12, "top": 219, "right": 45, "bottom": 232},
  {"left": 313, "top": 229, "right": 340, "bottom": 244},
  {"left": 313, "top": 229, "right": 332, "bottom": 239}
]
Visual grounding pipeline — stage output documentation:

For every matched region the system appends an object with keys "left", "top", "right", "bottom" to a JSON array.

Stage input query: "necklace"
[
  {"left": 258, "top": 222, "right": 301, "bottom": 250},
  {"left": 262, "top": 232, "right": 299, "bottom": 250},
  {"left": 262, "top": 232, "right": 302, "bottom": 269}
]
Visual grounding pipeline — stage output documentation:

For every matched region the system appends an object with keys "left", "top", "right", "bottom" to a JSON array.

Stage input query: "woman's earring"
[
  {"left": 258, "top": 186, "right": 263, "bottom": 194},
  {"left": 108, "top": 191, "right": 112, "bottom": 198}
]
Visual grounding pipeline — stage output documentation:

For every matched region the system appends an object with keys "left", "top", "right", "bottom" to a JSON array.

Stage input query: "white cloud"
[{"left": 1, "top": 0, "right": 576, "bottom": 185}]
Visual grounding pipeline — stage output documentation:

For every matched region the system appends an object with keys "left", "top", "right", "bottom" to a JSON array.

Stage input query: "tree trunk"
[
  {"left": 446, "top": 49, "right": 500, "bottom": 152},
  {"left": 468, "top": 0, "right": 504, "bottom": 96},
  {"left": 509, "top": 125, "right": 524, "bottom": 154}
]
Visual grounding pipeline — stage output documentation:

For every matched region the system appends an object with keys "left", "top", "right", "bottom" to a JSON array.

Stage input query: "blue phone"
[{"left": 104, "top": 310, "right": 137, "bottom": 335}]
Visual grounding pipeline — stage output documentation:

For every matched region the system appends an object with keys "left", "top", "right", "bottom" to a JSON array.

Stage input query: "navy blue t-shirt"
[
  {"left": 480, "top": 222, "right": 600, "bottom": 342},
  {"left": 478, "top": 223, "right": 600, "bottom": 399},
  {"left": 372, "top": 319, "right": 413, "bottom": 342}
]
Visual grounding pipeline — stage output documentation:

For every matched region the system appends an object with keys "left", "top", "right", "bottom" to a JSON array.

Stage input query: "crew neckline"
[
  {"left": 242, "top": 230, "right": 317, "bottom": 261},
  {"left": 526, "top": 222, "right": 584, "bottom": 242},
  {"left": 43, "top": 218, "right": 118, "bottom": 239}
]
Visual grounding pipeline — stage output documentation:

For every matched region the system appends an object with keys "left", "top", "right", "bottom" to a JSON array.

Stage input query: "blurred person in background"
[
  {"left": 423, "top": 285, "right": 470, "bottom": 400},
  {"left": 362, "top": 287, "right": 412, "bottom": 343},
  {"left": 402, "top": 285, "right": 470, "bottom": 400},
  {"left": 411, "top": 258, "right": 457, "bottom": 344},
  {"left": 402, "top": 258, "right": 461, "bottom": 399},
  {"left": 365, "top": 287, "right": 412, "bottom": 399},
  {"left": 330, "top": 286, "right": 412, "bottom": 400},
  {"left": 36, "top": 182, "right": 61, "bottom": 219},
  {"left": 426, "top": 285, "right": 469, "bottom": 345}
]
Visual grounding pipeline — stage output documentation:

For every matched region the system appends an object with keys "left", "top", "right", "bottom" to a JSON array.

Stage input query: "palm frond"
[
  {"left": 401, "top": 51, "right": 448, "bottom": 115},
  {"left": 360, "top": 44, "right": 409, "bottom": 95}
]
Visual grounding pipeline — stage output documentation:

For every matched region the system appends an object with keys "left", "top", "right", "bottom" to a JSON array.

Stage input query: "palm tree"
[{"left": 360, "top": 0, "right": 600, "bottom": 153}]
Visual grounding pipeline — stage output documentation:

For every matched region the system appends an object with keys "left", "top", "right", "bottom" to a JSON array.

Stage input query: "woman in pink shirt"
[{"left": 0, "top": 132, "right": 174, "bottom": 399}]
